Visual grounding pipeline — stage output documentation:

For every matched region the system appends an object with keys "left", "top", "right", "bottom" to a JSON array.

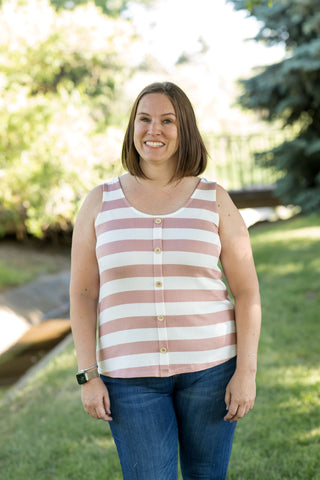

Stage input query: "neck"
[{"left": 138, "top": 160, "right": 177, "bottom": 186}]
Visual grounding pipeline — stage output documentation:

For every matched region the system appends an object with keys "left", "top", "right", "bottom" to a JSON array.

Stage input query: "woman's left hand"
[{"left": 224, "top": 369, "right": 256, "bottom": 423}]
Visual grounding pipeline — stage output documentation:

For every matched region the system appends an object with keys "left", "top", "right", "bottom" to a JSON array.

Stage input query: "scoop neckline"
[{"left": 117, "top": 176, "right": 205, "bottom": 218}]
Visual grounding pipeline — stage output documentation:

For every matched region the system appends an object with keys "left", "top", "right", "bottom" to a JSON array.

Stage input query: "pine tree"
[{"left": 228, "top": 0, "right": 320, "bottom": 212}]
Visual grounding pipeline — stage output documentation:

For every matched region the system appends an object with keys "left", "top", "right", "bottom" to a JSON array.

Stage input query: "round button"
[
  {"left": 155, "top": 218, "right": 162, "bottom": 224},
  {"left": 154, "top": 247, "right": 162, "bottom": 254},
  {"left": 157, "top": 315, "right": 164, "bottom": 322},
  {"left": 155, "top": 281, "right": 162, "bottom": 288},
  {"left": 160, "top": 347, "right": 167, "bottom": 354}
]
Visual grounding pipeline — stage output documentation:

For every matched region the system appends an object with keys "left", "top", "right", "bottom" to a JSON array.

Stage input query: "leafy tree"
[
  {"left": 0, "top": 0, "right": 142, "bottom": 238},
  {"left": 0, "top": 0, "right": 154, "bottom": 17},
  {"left": 228, "top": 0, "right": 320, "bottom": 212}
]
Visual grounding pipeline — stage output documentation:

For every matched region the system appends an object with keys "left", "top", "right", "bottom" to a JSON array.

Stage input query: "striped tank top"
[{"left": 95, "top": 177, "right": 236, "bottom": 378}]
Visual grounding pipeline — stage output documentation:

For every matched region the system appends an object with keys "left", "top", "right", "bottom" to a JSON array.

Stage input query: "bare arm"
[
  {"left": 216, "top": 184, "right": 261, "bottom": 422},
  {"left": 70, "top": 185, "right": 112, "bottom": 421}
]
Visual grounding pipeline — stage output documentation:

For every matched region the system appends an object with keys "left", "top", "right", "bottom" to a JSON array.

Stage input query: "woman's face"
[{"left": 133, "top": 93, "right": 179, "bottom": 171}]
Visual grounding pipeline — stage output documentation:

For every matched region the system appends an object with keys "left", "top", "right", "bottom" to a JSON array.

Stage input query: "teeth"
[{"left": 145, "top": 141, "right": 164, "bottom": 147}]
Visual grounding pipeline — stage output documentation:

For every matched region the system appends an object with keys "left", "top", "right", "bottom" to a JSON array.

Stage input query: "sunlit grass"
[
  {"left": 0, "top": 214, "right": 319, "bottom": 479},
  {"left": 0, "top": 344, "right": 122, "bottom": 480},
  {"left": 228, "top": 213, "right": 320, "bottom": 480},
  {"left": 0, "top": 262, "right": 32, "bottom": 290}
]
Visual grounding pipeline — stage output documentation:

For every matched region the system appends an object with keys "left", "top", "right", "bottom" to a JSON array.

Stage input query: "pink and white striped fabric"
[{"left": 95, "top": 177, "right": 236, "bottom": 378}]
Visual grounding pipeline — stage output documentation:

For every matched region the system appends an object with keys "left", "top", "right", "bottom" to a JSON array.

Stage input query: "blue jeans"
[{"left": 101, "top": 357, "right": 237, "bottom": 480}]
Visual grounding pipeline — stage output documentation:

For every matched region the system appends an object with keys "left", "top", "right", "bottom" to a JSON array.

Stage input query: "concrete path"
[{"left": 0, "top": 271, "right": 70, "bottom": 355}]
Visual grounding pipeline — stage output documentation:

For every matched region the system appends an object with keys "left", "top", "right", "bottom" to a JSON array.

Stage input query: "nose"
[{"left": 148, "top": 120, "right": 161, "bottom": 135}]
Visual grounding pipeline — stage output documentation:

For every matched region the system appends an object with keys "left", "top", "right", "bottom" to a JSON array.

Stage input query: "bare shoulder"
[
  {"left": 216, "top": 183, "right": 232, "bottom": 207},
  {"left": 75, "top": 184, "right": 103, "bottom": 226},
  {"left": 216, "top": 183, "right": 240, "bottom": 217},
  {"left": 80, "top": 184, "right": 103, "bottom": 212},
  {"left": 216, "top": 183, "right": 247, "bottom": 234}
]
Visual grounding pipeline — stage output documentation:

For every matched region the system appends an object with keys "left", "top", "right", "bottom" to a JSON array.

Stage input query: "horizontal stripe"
[
  {"left": 96, "top": 217, "right": 154, "bottom": 235},
  {"left": 100, "top": 198, "right": 129, "bottom": 212},
  {"left": 99, "top": 322, "right": 235, "bottom": 348},
  {"left": 188, "top": 198, "right": 218, "bottom": 212},
  {"left": 98, "top": 334, "right": 236, "bottom": 361},
  {"left": 193, "top": 187, "right": 216, "bottom": 200},
  {"left": 97, "top": 252, "right": 220, "bottom": 273},
  {"left": 99, "top": 301, "right": 234, "bottom": 324},
  {"left": 95, "top": 206, "right": 219, "bottom": 226},
  {"left": 102, "top": 186, "right": 122, "bottom": 199},
  {"left": 164, "top": 217, "right": 218, "bottom": 230},
  {"left": 198, "top": 179, "right": 217, "bottom": 192},
  {"left": 99, "top": 311, "right": 235, "bottom": 337},
  {"left": 96, "top": 227, "right": 220, "bottom": 246},
  {"left": 99, "top": 276, "right": 227, "bottom": 298},
  {"left": 99, "top": 198, "right": 217, "bottom": 215},
  {"left": 98, "top": 345, "right": 237, "bottom": 376},
  {"left": 96, "top": 239, "right": 221, "bottom": 257},
  {"left": 96, "top": 217, "right": 219, "bottom": 236},
  {"left": 99, "top": 264, "right": 223, "bottom": 284},
  {"left": 105, "top": 178, "right": 121, "bottom": 191},
  {"left": 99, "top": 289, "right": 230, "bottom": 311}
]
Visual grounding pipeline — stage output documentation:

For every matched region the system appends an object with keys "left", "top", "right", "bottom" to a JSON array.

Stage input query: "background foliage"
[
  {"left": 0, "top": 0, "right": 148, "bottom": 238},
  {"left": 2, "top": 0, "right": 318, "bottom": 239},
  {"left": 50, "top": 0, "right": 153, "bottom": 17},
  {"left": 228, "top": 0, "right": 320, "bottom": 213}
]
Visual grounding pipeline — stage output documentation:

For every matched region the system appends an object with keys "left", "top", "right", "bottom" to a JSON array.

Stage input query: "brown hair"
[{"left": 121, "top": 82, "right": 208, "bottom": 180}]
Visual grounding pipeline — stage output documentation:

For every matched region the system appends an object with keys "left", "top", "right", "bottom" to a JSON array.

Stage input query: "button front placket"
[{"left": 152, "top": 217, "right": 169, "bottom": 370}]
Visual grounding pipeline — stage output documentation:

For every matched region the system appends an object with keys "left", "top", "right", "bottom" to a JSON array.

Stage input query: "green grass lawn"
[
  {"left": 228, "top": 214, "right": 320, "bottom": 480},
  {"left": 0, "top": 214, "right": 319, "bottom": 479}
]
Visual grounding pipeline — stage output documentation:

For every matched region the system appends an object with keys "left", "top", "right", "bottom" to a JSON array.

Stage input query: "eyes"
[{"left": 137, "top": 116, "right": 175, "bottom": 125}]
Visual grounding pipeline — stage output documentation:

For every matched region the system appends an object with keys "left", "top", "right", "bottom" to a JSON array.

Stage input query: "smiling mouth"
[{"left": 145, "top": 141, "right": 165, "bottom": 147}]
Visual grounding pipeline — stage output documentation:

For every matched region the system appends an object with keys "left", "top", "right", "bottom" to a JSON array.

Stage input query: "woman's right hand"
[{"left": 81, "top": 377, "right": 113, "bottom": 421}]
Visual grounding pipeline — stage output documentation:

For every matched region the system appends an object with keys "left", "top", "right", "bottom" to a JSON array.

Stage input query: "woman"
[{"left": 70, "top": 82, "right": 261, "bottom": 480}]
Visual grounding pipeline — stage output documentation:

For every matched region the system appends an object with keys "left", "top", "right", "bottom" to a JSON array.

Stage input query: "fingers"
[
  {"left": 85, "top": 399, "right": 113, "bottom": 422},
  {"left": 224, "top": 388, "right": 231, "bottom": 412},
  {"left": 92, "top": 405, "right": 112, "bottom": 422},
  {"left": 102, "top": 394, "right": 113, "bottom": 421},
  {"left": 224, "top": 399, "right": 254, "bottom": 422},
  {"left": 90, "top": 401, "right": 112, "bottom": 422},
  {"left": 81, "top": 379, "right": 113, "bottom": 422},
  {"left": 224, "top": 371, "right": 256, "bottom": 422}
]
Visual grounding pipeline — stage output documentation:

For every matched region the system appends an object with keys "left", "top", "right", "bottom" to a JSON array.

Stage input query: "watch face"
[{"left": 76, "top": 372, "right": 87, "bottom": 385}]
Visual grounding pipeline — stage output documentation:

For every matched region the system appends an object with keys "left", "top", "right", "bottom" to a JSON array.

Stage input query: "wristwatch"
[{"left": 76, "top": 368, "right": 99, "bottom": 385}]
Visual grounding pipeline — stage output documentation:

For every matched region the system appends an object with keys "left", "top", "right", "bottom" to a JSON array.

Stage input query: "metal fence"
[{"left": 203, "top": 131, "right": 287, "bottom": 190}]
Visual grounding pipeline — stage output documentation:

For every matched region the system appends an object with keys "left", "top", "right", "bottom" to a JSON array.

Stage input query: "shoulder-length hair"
[{"left": 121, "top": 82, "right": 208, "bottom": 180}]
